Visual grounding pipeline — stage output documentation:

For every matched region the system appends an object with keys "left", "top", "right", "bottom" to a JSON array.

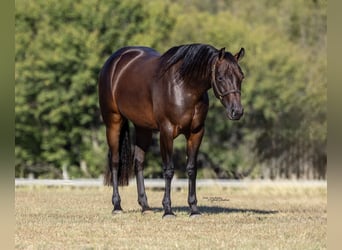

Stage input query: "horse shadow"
[
  {"left": 171, "top": 206, "right": 278, "bottom": 215},
  {"left": 126, "top": 206, "right": 278, "bottom": 216}
]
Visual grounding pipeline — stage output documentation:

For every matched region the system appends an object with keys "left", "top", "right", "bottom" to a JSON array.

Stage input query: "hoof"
[
  {"left": 142, "top": 208, "right": 154, "bottom": 215},
  {"left": 189, "top": 212, "right": 201, "bottom": 218},
  {"left": 162, "top": 212, "right": 176, "bottom": 219},
  {"left": 112, "top": 209, "right": 123, "bottom": 215}
]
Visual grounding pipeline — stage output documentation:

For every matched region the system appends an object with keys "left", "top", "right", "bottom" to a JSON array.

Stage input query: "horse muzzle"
[{"left": 227, "top": 106, "right": 244, "bottom": 120}]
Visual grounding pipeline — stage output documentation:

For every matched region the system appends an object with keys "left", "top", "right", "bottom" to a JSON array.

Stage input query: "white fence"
[{"left": 15, "top": 178, "right": 327, "bottom": 188}]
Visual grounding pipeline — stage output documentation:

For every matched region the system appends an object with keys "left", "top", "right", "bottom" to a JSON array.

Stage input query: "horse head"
[{"left": 212, "top": 47, "right": 245, "bottom": 120}]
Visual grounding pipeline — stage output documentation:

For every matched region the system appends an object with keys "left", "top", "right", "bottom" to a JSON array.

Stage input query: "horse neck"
[
  {"left": 184, "top": 74, "right": 212, "bottom": 97},
  {"left": 182, "top": 59, "right": 215, "bottom": 96},
  {"left": 163, "top": 60, "right": 213, "bottom": 99}
]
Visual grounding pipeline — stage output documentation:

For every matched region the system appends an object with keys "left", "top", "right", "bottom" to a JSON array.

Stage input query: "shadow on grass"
[
  {"left": 172, "top": 206, "right": 278, "bottom": 215},
  {"left": 124, "top": 206, "right": 279, "bottom": 215},
  {"left": 136, "top": 206, "right": 278, "bottom": 215}
]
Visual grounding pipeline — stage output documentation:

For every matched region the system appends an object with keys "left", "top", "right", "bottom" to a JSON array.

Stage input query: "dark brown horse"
[{"left": 98, "top": 43, "right": 245, "bottom": 218}]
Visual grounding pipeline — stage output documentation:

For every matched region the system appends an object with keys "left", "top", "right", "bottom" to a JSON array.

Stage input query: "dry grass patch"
[{"left": 15, "top": 184, "right": 326, "bottom": 249}]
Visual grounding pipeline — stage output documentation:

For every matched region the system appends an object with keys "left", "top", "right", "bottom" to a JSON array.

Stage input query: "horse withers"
[{"left": 98, "top": 43, "right": 245, "bottom": 218}]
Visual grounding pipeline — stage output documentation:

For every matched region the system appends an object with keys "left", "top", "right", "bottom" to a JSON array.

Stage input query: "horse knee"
[
  {"left": 163, "top": 165, "right": 174, "bottom": 179},
  {"left": 187, "top": 164, "right": 197, "bottom": 179}
]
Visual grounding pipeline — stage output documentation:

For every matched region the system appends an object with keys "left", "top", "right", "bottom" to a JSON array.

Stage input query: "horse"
[{"left": 98, "top": 43, "right": 245, "bottom": 218}]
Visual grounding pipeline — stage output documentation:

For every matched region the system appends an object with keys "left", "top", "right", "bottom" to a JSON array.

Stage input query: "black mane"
[{"left": 159, "top": 44, "right": 219, "bottom": 82}]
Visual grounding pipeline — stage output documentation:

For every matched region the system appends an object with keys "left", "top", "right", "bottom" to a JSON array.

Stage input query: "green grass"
[{"left": 15, "top": 184, "right": 326, "bottom": 249}]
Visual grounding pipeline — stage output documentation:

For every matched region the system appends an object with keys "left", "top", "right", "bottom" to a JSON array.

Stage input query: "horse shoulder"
[{"left": 191, "top": 93, "right": 209, "bottom": 132}]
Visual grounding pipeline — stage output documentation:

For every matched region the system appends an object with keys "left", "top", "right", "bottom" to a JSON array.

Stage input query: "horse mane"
[{"left": 158, "top": 44, "right": 219, "bottom": 82}]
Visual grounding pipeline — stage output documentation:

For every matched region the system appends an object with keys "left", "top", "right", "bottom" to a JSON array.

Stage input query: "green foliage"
[
  {"left": 15, "top": 0, "right": 326, "bottom": 179},
  {"left": 15, "top": 0, "right": 175, "bottom": 178}
]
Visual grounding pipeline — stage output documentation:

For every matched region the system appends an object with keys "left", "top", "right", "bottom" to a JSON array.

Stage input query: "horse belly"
[{"left": 121, "top": 103, "right": 158, "bottom": 130}]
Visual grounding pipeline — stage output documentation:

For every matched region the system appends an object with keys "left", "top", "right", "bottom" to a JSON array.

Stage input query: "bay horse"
[{"left": 98, "top": 43, "right": 245, "bottom": 218}]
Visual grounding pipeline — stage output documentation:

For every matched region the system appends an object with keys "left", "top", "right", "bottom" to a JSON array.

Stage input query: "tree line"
[{"left": 15, "top": 0, "right": 327, "bottom": 179}]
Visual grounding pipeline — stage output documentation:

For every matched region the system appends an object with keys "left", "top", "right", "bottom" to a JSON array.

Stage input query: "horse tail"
[
  {"left": 104, "top": 120, "right": 133, "bottom": 186},
  {"left": 118, "top": 120, "right": 133, "bottom": 185}
]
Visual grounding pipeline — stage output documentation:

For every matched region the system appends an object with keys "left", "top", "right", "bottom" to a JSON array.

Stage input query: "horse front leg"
[
  {"left": 186, "top": 127, "right": 205, "bottom": 217},
  {"left": 160, "top": 126, "right": 175, "bottom": 218}
]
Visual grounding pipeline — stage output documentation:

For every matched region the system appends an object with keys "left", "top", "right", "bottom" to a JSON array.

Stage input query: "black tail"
[{"left": 104, "top": 120, "right": 133, "bottom": 186}]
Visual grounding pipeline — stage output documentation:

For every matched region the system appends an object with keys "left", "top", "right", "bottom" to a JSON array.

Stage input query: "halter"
[{"left": 211, "top": 59, "right": 241, "bottom": 100}]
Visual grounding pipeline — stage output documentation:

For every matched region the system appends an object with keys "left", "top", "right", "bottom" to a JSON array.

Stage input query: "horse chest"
[{"left": 167, "top": 98, "right": 208, "bottom": 136}]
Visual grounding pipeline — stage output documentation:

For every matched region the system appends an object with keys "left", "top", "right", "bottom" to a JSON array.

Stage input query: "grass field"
[{"left": 15, "top": 183, "right": 326, "bottom": 249}]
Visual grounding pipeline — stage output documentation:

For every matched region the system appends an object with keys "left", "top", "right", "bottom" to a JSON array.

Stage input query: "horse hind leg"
[
  {"left": 134, "top": 126, "right": 153, "bottom": 213},
  {"left": 104, "top": 114, "right": 124, "bottom": 213}
]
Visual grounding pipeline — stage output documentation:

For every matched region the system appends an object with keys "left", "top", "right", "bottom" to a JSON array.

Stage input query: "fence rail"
[{"left": 15, "top": 178, "right": 327, "bottom": 188}]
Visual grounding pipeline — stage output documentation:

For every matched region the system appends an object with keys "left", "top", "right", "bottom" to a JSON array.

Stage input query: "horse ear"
[
  {"left": 234, "top": 48, "right": 245, "bottom": 61},
  {"left": 218, "top": 47, "right": 225, "bottom": 60}
]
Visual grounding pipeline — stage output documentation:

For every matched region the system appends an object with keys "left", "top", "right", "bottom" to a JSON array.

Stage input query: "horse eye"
[{"left": 217, "top": 76, "right": 223, "bottom": 81}]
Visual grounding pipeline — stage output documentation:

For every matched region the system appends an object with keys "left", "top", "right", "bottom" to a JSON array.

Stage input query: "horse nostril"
[{"left": 230, "top": 107, "right": 243, "bottom": 119}]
